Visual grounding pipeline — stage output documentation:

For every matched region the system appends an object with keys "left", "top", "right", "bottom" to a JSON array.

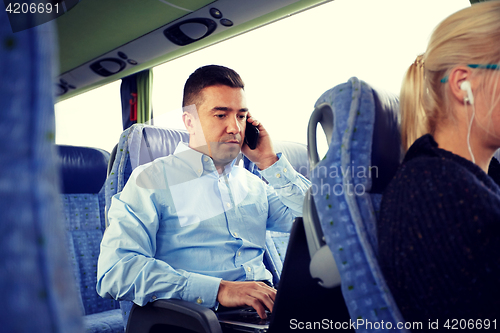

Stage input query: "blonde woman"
[{"left": 378, "top": 1, "right": 500, "bottom": 324}]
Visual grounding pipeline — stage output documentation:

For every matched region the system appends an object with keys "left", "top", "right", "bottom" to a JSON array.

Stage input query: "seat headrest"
[
  {"left": 57, "top": 145, "right": 110, "bottom": 194},
  {"left": 370, "top": 87, "right": 401, "bottom": 193},
  {"left": 309, "top": 78, "right": 401, "bottom": 194},
  {"left": 127, "top": 125, "right": 190, "bottom": 170}
]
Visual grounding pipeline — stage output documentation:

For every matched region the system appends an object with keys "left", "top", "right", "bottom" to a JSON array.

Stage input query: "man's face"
[{"left": 187, "top": 85, "right": 248, "bottom": 167}]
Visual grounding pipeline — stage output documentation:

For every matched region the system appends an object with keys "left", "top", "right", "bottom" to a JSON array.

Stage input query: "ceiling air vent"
[
  {"left": 164, "top": 18, "right": 216, "bottom": 46},
  {"left": 90, "top": 58, "right": 126, "bottom": 77},
  {"left": 55, "top": 78, "right": 76, "bottom": 96}
]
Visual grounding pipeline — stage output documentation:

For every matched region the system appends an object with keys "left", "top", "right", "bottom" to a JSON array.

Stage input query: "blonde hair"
[{"left": 401, "top": 1, "right": 500, "bottom": 152}]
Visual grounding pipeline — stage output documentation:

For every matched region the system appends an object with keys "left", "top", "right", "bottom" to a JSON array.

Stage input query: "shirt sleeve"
[
  {"left": 96, "top": 165, "right": 221, "bottom": 308},
  {"left": 260, "top": 153, "right": 311, "bottom": 231}
]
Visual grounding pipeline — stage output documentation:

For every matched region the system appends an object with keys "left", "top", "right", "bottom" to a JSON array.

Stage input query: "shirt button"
[
  {"left": 152, "top": 295, "right": 157, "bottom": 300},
  {"left": 238, "top": 251, "right": 241, "bottom": 256},
  {"left": 226, "top": 202, "right": 231, "bottom": 208},
  {"left": 204, "top": 157, "right": 209, "bottom": 162},
  {"left": 197, "top": 169, "right": 201, "bottom": 173},
  {"left": 276, "top": 173, "right": 281, "bottom": 178},
  {"left": 234, "top": 232, "right": 238, "bottom": 238},
  {"left": 247, "top": 267, "right": 251, "bottom": 272},
  {"left": 196, "top": 298, "right": 203, "bottom": 304},
  {"left": 283, "top": 168, "right": 287, "bottom": 173}
]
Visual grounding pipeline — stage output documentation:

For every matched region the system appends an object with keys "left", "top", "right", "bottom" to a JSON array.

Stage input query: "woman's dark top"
[{"left": 378, "top": 134, "right": 500, "bottom": 324}]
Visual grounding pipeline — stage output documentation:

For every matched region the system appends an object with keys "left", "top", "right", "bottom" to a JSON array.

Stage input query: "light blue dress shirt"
[{"left": 97, "top": 142, "right": 310, "bottom": 308}]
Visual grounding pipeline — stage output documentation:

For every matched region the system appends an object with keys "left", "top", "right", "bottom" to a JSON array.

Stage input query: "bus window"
[
  {"left": 55, "top": 81, "right": 122, "bottom": 153},
  {"left": 55, "top": 0, "right": 470, "bottom": 154}
]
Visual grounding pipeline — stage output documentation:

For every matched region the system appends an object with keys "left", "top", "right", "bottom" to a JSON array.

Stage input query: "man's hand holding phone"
[{"left": 242, "top": 113, "right": 278, "bottom": 170}]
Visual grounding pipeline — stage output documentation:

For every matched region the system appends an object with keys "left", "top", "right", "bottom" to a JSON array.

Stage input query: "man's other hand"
[{"left": 217, "top": 280, "right": 276, "bottom": 319}]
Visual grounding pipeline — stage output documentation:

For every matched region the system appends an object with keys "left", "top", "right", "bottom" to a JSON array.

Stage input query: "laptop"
[{"left": 216, "top": 218, "right": 352, "bottom": 333}]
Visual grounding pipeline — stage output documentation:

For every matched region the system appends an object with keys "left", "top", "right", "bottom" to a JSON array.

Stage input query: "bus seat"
[
  {"left": 494, "top": 149, "right": 500, "bottom": 162},
  {"left": 104, "top": 123, "right": 309, "bottom": 332},
  {"left": 57, "top": 145, "right": 124, "bottom": 333},
  {"left": 105, "top": 124, "right": 218, "bottom": 332},
  {"left": 0, "top": 16, "right": 84, "bottom": 333},
  {"left": 308, "top": 77, "right": 408, "bottom": 332},
  {"left": 105, "top": 124, "right": 189, "bottom": 224}
]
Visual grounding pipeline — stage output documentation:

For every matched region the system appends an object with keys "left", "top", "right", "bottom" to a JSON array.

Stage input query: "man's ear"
[
  {"left": 182, "top": 104, "right": 199, "bottom": 135},
  {"left": 182, "top": 112, "right": 195, "bottom": 135},
  {"left": 448, "top": 66, "right": 473, "bottom": 105}
]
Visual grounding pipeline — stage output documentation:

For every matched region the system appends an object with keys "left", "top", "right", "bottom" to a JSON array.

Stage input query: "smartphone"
[{"left": 244, "top": 121, "right": 259, "bottom": 150}]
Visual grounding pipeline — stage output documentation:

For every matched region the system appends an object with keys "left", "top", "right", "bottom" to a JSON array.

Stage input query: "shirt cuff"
[
  {"left": 182, "top": 272, "right": 222, "bottom": 308},
  {"left": 260, "top": 153, "right": 298, "bottom": 187}
]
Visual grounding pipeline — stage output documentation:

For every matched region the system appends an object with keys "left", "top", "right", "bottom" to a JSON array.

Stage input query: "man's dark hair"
[{"left": 182, "top": 65, "right": 245, "bottom": 107}]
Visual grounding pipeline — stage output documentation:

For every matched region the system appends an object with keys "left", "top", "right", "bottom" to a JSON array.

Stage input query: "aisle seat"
[
  {"left": 308, "top": 77, "right": 406, "bottom": 332},
  {"left": 0, "top": 15, "right": 84, "bottom": 333},
  {"left": 57, "top": 145, "right": 124, "bottom": 333}
]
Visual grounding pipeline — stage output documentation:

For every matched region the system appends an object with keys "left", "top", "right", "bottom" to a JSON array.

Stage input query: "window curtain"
[
  {"left": 136, "top": 69, "right": 153, "bottom": 125},
  {"left": 120, "top": 69, "right": 153, "bottom": 130}
]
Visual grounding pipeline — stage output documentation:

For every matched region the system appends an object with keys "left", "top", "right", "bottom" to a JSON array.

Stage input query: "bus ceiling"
[{"left": 55, "top": 0, "right": 332, "bottom": 101}]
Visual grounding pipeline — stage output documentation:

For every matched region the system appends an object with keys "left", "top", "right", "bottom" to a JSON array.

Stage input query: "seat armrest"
[{"left": 126, "top": 299, "right": 222, "bottom": 333}]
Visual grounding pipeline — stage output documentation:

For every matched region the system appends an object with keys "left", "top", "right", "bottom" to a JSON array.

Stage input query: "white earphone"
[
  {"left": 461, "top": 80, "right": 476, "bottom": 163},
  {"left": 460, "top": 81, "right": 474, "bottom": 105}
]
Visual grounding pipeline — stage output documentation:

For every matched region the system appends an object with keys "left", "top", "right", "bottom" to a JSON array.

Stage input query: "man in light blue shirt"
[{"left": 97, "top": 65, "right": 310, "bottom": 319}]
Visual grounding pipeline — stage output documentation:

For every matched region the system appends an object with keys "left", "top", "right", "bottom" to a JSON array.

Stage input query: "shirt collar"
[{"left": 173, "top": 142, "right": 237, "bottom": 178}]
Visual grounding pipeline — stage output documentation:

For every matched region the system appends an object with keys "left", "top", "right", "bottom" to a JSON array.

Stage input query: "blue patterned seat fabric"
[
  {"left": 310, "top": 77, "right": 405, "bottom": 332},
  {"left": 58, "top": 145, "right": 123, "bottom": 333},
  {"left": 105, "top": 123, "right": 309, "bottom": 329},
  {"left": 0, "top": 13, "right": 84, "bottom": 333}
]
